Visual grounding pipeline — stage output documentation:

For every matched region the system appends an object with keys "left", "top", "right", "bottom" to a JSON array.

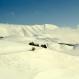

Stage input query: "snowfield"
[{"left": 0, "top": 23, "right": 79, "bottom": 79}]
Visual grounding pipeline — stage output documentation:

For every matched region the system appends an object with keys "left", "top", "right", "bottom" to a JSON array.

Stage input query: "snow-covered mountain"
[
  {"left": 0, "top": 24, "right": 58, "bottom": 37},
  {"left": 0, "top": 23, "right": 79, "bottom": 79}
]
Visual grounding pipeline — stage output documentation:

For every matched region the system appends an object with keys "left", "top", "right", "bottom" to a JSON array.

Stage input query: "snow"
[{"left": 0, "top": 23, "right": 79, "bottom": 79}]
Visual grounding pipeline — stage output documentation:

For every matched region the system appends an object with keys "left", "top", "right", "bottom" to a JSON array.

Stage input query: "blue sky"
[{"left": 0, "top": 0, "right": 79, "bottom": 26}]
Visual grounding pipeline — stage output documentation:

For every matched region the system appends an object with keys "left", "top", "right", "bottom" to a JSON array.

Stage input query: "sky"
[{"left": 0, "top": 0, "right": 79, "bottom": 27}]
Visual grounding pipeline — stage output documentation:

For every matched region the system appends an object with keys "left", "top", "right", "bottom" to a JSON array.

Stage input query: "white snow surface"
[{"left": 0, "top": 23, "right": 79, "bottom": 79}]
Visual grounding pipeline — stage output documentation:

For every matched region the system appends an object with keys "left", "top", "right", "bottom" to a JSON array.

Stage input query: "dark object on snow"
[
  {"left": 31, "top": 47, "right": 35, "bottom": 51},
  {"left": 65, "top": 44, "right": 74, "bottom": 46},
  {"left": 29, "top": 42, "right": 39, "bottom": 47},
  {"left": 29, "top": 42, "right": 34, "bottom": 45},
  {"left": 29, "top": 42, "right": 47, "bottom": 48},
  {"left": 0, "top": 37, "right": 4, "bottom": 39},
  {"left": 41, "top": 44, "right": 47, "bottom": 48},
  {"left": 34, "top": 44, "right": 39, "bottom": 47},
  {"left": 58, "top": 43, "right": 75, "bottom": 46}
]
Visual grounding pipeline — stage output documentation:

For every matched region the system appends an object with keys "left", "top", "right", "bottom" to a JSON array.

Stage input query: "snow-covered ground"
[{"left": 0, "top": 23, "right": 79, "bottom": 79}]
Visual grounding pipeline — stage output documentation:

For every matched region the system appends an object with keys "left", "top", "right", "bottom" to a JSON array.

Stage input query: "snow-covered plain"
[{"left": 0, "top": 23, "right": 79, "bottom": 79}]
